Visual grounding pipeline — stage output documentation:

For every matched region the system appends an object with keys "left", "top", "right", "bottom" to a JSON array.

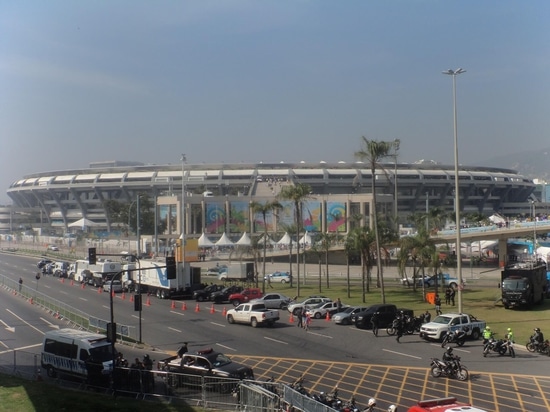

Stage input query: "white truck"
[
  {"left": 72, "top": 259, "right": 122, "bottom": 287},
  {"left": 226, "top": 303, "right": 280, "bottom": 327},
  {"left": 123, "top": 260, "right": 202, "bottom": 299},
  {"left": 218, "top": 262, "right": 255, "bottom": 282},
  {"left": 420, "top": 313, "right": 486, "bottom": 342}
]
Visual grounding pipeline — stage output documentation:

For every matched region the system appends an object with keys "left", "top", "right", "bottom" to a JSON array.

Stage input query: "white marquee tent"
[
  {"left": 236, "top": 232, "right": 251, "bottom": 246},
  {"left": 277, "top": 232, "right": 292, "bottom": 246},
  {"left": 215, "top": 232, "right": 234, "bottom": 247},
  {"left": 68, "top": 218, "right": 100, "bottom": 229},
  {"left": 198, "top": 233, "right": 215, "bottom": 247}
]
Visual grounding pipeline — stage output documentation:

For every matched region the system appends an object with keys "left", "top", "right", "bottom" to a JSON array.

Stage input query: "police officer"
[
  {"left": 371, "top": 312, "right": 379, "bottom": 337},
  {"left": 482, "top": 326, "right": 492, "bottom": 345},
  {"left": 505, "top": 327, "right": 514, "bottom": 343}
]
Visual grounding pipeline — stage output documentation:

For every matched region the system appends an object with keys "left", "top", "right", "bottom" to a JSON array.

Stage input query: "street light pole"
[
  {"left": 532, "top": 200, "right": 537, "bottom": 259},
  {"left": 181, "top": 154, "right": 186, "bottom": 263},
  {"left": 443, "top": 67, "right": 466, "bottom": 313},
  {"left": 392, "top": 139, "right": 400, "bottom": 233}
]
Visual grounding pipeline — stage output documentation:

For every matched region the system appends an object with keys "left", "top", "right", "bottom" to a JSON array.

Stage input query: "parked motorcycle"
[
  {"left": 386, "top": 314, "right": 423, "bottom": 335},
  {"left": 441, "top": 327, "right": 468, "bottom": 348},
  {"left": 526, "top": 338, "right": 550, "bottom": 355},
  {"left": 430, "top": 357, "right": 469, "bottom": 381},
  {"left": 483, "top": 336, "right": 508, "bottom": 357}
]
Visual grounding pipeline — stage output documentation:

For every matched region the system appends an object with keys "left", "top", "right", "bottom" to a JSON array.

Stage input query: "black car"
[
  {"left": 193, "top": 284, "right": 224, "bottom": 302},
  {"left": 355, "top": 304, "right": 398, "bottom": 329},
  {"left": 37, "top": 259, "right": 53, "bottom": 269},
  {"left": 210, "top": 285, "right": 243, "bottom": 304},
  {"left": 159, "top": 347, "right": 254, "bottom": 392}
]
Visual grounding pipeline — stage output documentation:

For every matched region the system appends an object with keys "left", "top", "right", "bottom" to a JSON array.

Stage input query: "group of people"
[
  {"left": 482, "top": 325, "right": 515, "bottom": 345},
  {"left": 371, "top": 310, "right": 432, "bottom": 343},
  {"left": 294, "top": 307, "right": 312, "bottom": 330}
]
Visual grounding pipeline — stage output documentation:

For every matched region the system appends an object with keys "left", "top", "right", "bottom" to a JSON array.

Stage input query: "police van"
[{"left": 41, "top": 328, "right": 115, "bottom": 379}]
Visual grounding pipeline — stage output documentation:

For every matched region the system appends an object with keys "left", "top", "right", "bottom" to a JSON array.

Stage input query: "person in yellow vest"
[
  {"left": 482, "top": 326, "right": 493, "bottom": 345},
  {"left": 505, "top": 327, "right": 514, "bottom": 343}
]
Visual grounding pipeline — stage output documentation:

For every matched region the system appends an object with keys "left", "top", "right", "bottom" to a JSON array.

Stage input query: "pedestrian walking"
[
  {"left": 435, "top": 294, "right": 442, "bottom": 316},
  {"left": 449, "top": 288, "right": 456, "bottom": 306},
  {"left": 445, "top": 287, "right": 451, "bottom": 305},
  {"left": 304, "top": 312, "right": 312, "bottom": 331},
  {"left": 296, "top": 307, "right": 303, "bottom": 328},
  {"left": 336, "top": 298, "right": 342, "bottom": 313},
  {"left": 371, "top": 312, "right": 379, "bottom": 337},
  {"left": 301, "top": 308, "right": 307, "bottom": 329},
  {"left": 18, "top": 277, "right": 23, "bottom": 292}
]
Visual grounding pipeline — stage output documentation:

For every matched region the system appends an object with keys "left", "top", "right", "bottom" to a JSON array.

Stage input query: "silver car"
[
  {"left": 250, "top": 293, "right": 292, "bottom": 309},
  {"left": 332, "top": 306, "right": 369, "bottom": 325}
]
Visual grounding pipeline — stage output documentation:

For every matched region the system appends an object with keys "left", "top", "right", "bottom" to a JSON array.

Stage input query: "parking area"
[{"left": 231, "top": 355, "right": 550, "bottom": 411}]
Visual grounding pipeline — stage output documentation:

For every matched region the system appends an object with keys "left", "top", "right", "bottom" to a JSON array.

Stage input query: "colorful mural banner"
[
  {"left": 327, "top": 201, "right": 347, "bottom": 232},
  {"left": 206, "top": 202, "right": 226, "bottom": 234},
  {"left": 229, "top": 201, "right": 249, "bottom": 233},
  {"left": 253, "top": 203, "right": 276, "bottom": 232},
  {"left": 302, "top": 201, "right": 321, "bottom": 232}
]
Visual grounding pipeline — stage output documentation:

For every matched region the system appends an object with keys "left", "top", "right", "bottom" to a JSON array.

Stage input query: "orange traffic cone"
[
  {"left": 325, "top": 312, "right": 331, "bottom": 322},
  {"left": 81, "top": 282, "right": 85, "bottom": 289},
  {"left": 195, "top": 303, "right": 200, "bottom": 312},
  {"left": 111, "top": 290, "right": 115, "bottom": 298},
  {"left": 61, "top": 278, "right": 65, "bottom": 283},
  {"left": 181, "top": 302, "right": 187, "bottom": 311},
  {"left": 146, "top": 297, "right": 151, "bottom": 306},
  {"left": 70, "top": 279, "right": 74, "bottom": 286},
  {"left": 130, "top": 294, "right": 134, "bottom": 303},
  {"left": 121, "top": 291, "right": 126, "bottom": 300},
  {"left": 171, "top": 300, "right": 176, "bottom": 309},
  {"left": 97, "top": 286, "right": 102, "bottom": 294},
  {"left": 29, "top": 297, "right": 33, "bottom": 305},
  {"left": 289, "top": 313, "right": 294, "bottom": 323},
  {"left": 210, "top": 304, "right": 216, "bottom": 314},
  {"left": 222, "top": 307, "right": 227, "bottom": 316}
]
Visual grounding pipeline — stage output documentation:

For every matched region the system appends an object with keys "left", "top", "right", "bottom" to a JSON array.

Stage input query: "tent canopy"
[
  {"left": 68, "top": 218, "right": 100, "bottom": 228},
  {"left": 299, "top": 231, "right": 312, "bottom": 246},
  {"left": 198, "top": 233, "right": 215, "bottom": 247},
  {"left": 236, "top": 232, "right": 251, "bottom": 246},
  {"left": 277, "top": 232, "right": 292, "bottom": 246},
  {"left": 215, "top": 232, "right": 234, "bottom": 247}
]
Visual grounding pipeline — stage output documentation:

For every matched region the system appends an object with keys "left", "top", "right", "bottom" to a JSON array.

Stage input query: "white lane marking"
[
  {"left": 6, "top": 309, "right": 44, "bottom": 335},
  {"left": 383, "top": 349, "right": 422, "bottom": 359},
  {"left": 210, "top": 322, "right": 226, "bottom": 327},
  {"left": 170, "top": 311, "right": 186, "bottom": 317},
  {"left": 168, "top": 327, "right": 182, "bottom": 333},
  {"left": 216, "top": 343, "right": 237, "bottom": 352},
  {"left": 306, "top": 331, "right": 333, "bottom": 338},
  {"left": 0, "top": 343, "right": 42, "bottom": 355},
  {"left": 39, "top": 317, "right": 59, "bottom": 329},
  {"left": 265, "top": 336, "right": 288, "bottom": 345}
]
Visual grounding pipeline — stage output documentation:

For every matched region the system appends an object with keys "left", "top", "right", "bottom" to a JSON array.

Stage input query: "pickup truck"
[
  {"left": 228, "top": 288, "right": 263, "bottom": 306},
  {"left": 226, "top": 303, "right": 280, "bottom": 327},
  {"left": 420, "top": 313, "right": 485, "bottom": 341}
]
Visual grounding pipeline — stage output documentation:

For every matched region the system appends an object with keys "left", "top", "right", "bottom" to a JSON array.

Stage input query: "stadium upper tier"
[{"left": 6, "top": 161, "right": 534, "bottom": 232}]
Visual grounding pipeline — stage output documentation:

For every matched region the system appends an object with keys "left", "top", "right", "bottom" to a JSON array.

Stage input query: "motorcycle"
[
  {"left": 483, "top": 337, "right": 508, "bottom": 357},
  {"left": 386, "top": 314, "right": 422, "bottom": 336},
  {"left": 526, "top": 337, "right": 550, "bottom": 355},
  {"left": 430, "top": 357, "right": 469, "bottom": 381},
  {"left": 441, "top": 328, "right": 467, "bottom": 348}
]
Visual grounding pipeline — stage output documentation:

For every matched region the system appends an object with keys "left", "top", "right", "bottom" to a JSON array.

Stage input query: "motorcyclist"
[
  {"left": 532, "top": 328, "right": 544, "bottom": 349},
  {"left": 505, "top": 327, "right": 514, "bottom": 343},
  {"left": 442, "top": 346, "right": 458, "bottom": 373},
  {"left": 364, "top": 398, "right": 377, "bottom": 412},
  {"left": 482, "top": 326, "right": 493, "bottom": 345}
]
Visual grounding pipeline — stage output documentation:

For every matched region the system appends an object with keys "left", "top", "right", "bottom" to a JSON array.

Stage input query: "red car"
[
  {"left": 408, "top": 397, "right": 488, "bottom": 412},
  {"left": 228, "top": 288, "right": 263, "bottom": 306}
]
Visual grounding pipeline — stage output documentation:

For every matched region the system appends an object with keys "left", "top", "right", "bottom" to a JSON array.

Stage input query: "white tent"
[
  {"left": 68, "top": 218, "right": 100, "bottom": 229},
  {"left": 299, "top": 231, "right": 312, "bottom": 246},
  {"left": 215, "top": 232, "right": 234, "bottom": 247},
  {"left": 236, "top": 232, "right": 251, "bottom": 246},
  {"left": 198, "top": 233, "right": 215, "bottom": 247},
  {"left": 489, "top": 214, "right": 506, "bottom": 225},
  {"left": 257, "top": 233, "right": 277, "bottom": 246},
  {"left": 277, "top": 232, "right": 292, "bottom": 246}
]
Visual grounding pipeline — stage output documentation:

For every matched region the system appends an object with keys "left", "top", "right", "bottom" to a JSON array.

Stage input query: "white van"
[{"left": 41, "top": 328, "right": 115, "bottom": 379}]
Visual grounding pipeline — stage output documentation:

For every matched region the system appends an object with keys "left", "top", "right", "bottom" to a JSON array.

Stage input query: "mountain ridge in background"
[{"left": 476, "top": 147, "right": 550, "bottom": 183}]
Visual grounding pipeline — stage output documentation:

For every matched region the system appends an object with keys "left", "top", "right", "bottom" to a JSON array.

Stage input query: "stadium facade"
[{"left": 2, "top": 161, "right": 537, "bottom": 237}]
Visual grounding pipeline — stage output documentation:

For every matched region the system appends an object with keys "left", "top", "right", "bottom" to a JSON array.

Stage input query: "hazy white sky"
[{"left": 1, "top": 1, "right": 549, "bottom": 204}]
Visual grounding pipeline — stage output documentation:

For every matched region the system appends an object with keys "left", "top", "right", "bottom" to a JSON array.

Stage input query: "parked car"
[
  {"left": 228, "top": 288, "right": 263, "bottom": 306},
  {"left": 103, "top": 280, "right": 123, "bottom": 293},
  {"left": 250, "top": 293, "right": 293, "bottom": 309},
  {"left": 287, "top": 297, "right": 332, "bottom": 316},
  {"left": 264, "top": 271, "right": 292, "bottom": 284},
  {"left": 332, "top": 306, "right": 369, "bottom": 325},
  {"left": 306, "top": 301, "right": 347, "bottom": 319},
  {"left": 211, "top": 285, "right": 243, "bottom": 304},
  {"left": 193, "top": 284, "right": 224, "bottom": 302},
  {"left": 205, "top": 265, "right": 228, "bottom": 276},
  {"left": 47, "top": 245, "right": 59, "bottom": 251},
  {"left": 37, "top": 259, "right": 53, "bottom": 269},
  {"left": 400, "top": 275, "right": 430, "bottom": 286}
]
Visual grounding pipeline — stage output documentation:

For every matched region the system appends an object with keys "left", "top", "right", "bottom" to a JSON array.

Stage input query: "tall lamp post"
[
  {"left": 532, "top": 200, "right": 537, "bottom": 259},
  {"left": 443, "top": 67, "right": 466, "bottom": 313},
  {"left": 181, "top": 154, "right": 187, "bottom": 263},
  {"left": 392, "top": 139, "right": 400, "bottom": 232}
]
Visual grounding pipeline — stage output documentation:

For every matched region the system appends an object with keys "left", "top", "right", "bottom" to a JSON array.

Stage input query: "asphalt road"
[{"left": 1, "top": 252, "right": 550, "bottom": 411}]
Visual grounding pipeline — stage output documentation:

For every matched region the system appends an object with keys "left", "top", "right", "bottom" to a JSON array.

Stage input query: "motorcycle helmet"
[
  {"left": 388, "top": 406, "right": 397, "bottom": 412},
  {"left": 507, "top": 328, "right": 512, "bottom": 332},
  {"left": 368, "top": 398, "right": 377, "bottom": 406},
  {"left": 535, "top": 328, "right": 540, "bottom": 332},
  {"left": 486, "top": 326, "right": 491, "bottom": 330},
  {"left": 446, "top": 346, "right": 453, "bottom": 353}
]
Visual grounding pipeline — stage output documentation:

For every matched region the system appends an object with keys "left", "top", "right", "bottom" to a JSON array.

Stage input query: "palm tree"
[
  {"left": 345, "top": 226, "right": 376, "bottom": 303},
  {"left": 355, "top": 137, "right": 398, "bottom": 304},
  {"left": 278, "top": 183, "right": 312, "bottom": 297},
  {"left": 317, "top": 232, "right": 336, "bottom": 288},
  {"left": 250, "top": 200, "right": 282, "bottom": 293},
  {"left": 398, "top": 227, "right": 438, "bottom": 296}
]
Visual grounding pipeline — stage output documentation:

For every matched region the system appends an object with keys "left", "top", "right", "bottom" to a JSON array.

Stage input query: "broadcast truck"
[
  {"left": 501, "top": 260, "right": 548, "bottom": 309},
  {"left": 123, "top": 259, "right": 203, "bottom": 299},
  {"left": 72, "top": 259, "right": 122, "bottom": 287}
]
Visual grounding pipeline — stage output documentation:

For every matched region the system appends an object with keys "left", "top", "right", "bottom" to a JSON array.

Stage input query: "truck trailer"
[
  {"left": 123, "top": 260, "right": 203, "bottom": 299},
  {"left": 501, "top": 260, "right": 548, "bottom": 309}
]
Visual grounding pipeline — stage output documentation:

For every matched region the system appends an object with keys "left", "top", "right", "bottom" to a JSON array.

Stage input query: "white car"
[
  {"left": 332, "top": 306, "right": 369, "bottom": 325},
  {"left": 250, "top": 293, "right": 292, "bottom": 309},
  {"left": 306, "top": 301, "right": 347, "bottom": 319},
  {"left": 287, "top": 297, "right": 332, "bottom": 316},
  {"left": 264, "top": 271, "right": 292, "bottom": 284},
  {"left": 103, "top": 280, "right": 123, "bottom": 293}
]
